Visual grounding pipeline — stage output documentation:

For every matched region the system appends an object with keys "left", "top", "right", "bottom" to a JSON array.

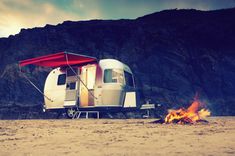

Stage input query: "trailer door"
[
  {"left": 80, "top": 65, "right": 96, "bottom": 107},
  {"left": 64, "top": 68, "right": 79, "bottom": 107}
]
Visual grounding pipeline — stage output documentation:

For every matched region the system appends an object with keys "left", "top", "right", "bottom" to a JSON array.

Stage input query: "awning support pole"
[{"left": 19, "top": 67, "right": 53, "bottom": 102}]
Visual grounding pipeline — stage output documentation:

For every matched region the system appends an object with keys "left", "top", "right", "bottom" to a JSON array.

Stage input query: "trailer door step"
[{"left": 72, "top": 111, "right": 100, "bottom": 119}]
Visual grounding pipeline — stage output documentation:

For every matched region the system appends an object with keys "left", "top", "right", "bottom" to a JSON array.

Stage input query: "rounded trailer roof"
[{"left": 99, "top": 59, "right": 132, "bottom": 74}]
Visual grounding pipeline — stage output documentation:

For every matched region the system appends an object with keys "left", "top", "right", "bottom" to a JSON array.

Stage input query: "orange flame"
[{"left": 164, "top": 100, "right": 210, "bottom": 124}]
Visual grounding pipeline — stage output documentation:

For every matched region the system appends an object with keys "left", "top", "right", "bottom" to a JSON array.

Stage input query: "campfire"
[
  {"left": 164, "top": 100, "right": 210, "bottom": 124},
  {"left": 152, "top": 97, "right": 211, "bottom": 124}
]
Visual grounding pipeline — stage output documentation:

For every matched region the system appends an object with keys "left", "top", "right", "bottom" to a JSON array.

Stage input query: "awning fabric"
[{"left": 19, "top": 52, "right": 97, "bottom": 67}]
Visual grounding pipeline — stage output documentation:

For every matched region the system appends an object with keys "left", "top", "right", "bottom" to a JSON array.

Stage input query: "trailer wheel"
[{"left": 66, "top": 108, "right": 76, "bottom": 118}]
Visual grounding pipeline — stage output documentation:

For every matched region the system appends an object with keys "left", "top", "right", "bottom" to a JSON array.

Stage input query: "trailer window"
[
  {"left": 104, "top": 69, "right": 124, "bottom": 84},
  {"left": 57, "top": 74, "right": 66, "bottom": 85},
  {"left": 66, "top": 82, "right": 76, "bottom": 90},
  {"left": 124, "top": 71, "right": 134, "bottom": 87}
]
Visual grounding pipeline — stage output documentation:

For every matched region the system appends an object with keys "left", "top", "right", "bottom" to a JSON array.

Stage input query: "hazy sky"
[{"left": 0, "top": 0, "right": 235, "bottom": 37}]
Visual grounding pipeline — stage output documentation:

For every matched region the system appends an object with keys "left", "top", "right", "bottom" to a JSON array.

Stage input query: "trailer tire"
[{"left": 66, "top": 108, "right": 77, "bottom": 118}]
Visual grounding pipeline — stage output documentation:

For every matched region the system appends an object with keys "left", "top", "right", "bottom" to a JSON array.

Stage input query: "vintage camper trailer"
[{"left": 19, "top": 52, "right": 138, "bottom": 118}]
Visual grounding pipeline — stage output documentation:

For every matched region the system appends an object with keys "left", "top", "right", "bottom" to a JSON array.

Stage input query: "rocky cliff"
[{"left": 0, "top": 8, "right": 235, "bottom": 118}]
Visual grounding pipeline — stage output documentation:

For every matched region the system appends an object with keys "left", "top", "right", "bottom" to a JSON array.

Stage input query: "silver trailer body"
[{"left": 43, "top": 59, "right": 137, "bottom": 111}]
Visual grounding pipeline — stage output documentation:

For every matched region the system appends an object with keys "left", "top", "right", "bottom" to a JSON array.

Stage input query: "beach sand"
[{"left": 0, "top": 117, "right": 234, "bottom": 156}]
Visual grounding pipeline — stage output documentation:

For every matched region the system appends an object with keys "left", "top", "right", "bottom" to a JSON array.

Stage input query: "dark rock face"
[{"left": 0, "top": 8, "right": 235, "bottom": 118}]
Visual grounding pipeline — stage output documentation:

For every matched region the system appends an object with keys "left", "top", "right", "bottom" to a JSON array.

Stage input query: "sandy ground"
[{"left": 0, "top": 117, "right": 234, "bottom": 156}]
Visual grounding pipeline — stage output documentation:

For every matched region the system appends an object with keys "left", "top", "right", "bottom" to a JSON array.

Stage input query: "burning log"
[
  {"left": 151, "top": 99, "right": 211, "bottom": 124},
  {"left": 165, "top": 100, "right": 210, "bottom": 124}
]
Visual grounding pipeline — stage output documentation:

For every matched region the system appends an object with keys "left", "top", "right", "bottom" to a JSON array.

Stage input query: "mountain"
[{"left": 0, "top": 8, "right": 235, "bottom": 118}]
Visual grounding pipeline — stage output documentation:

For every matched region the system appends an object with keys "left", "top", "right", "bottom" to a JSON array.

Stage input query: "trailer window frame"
[
  {"left": 124, "top": 71, "right": 134, "bottom": 87},
  {"left": 66, "top": 82, "right": 76, "bottom": 90},
  {"left": 57, "top": 74, "right": 66, "bottom": 86},
  {"left": 103, "top": 69, "right": 124, "bottom": 84}
]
